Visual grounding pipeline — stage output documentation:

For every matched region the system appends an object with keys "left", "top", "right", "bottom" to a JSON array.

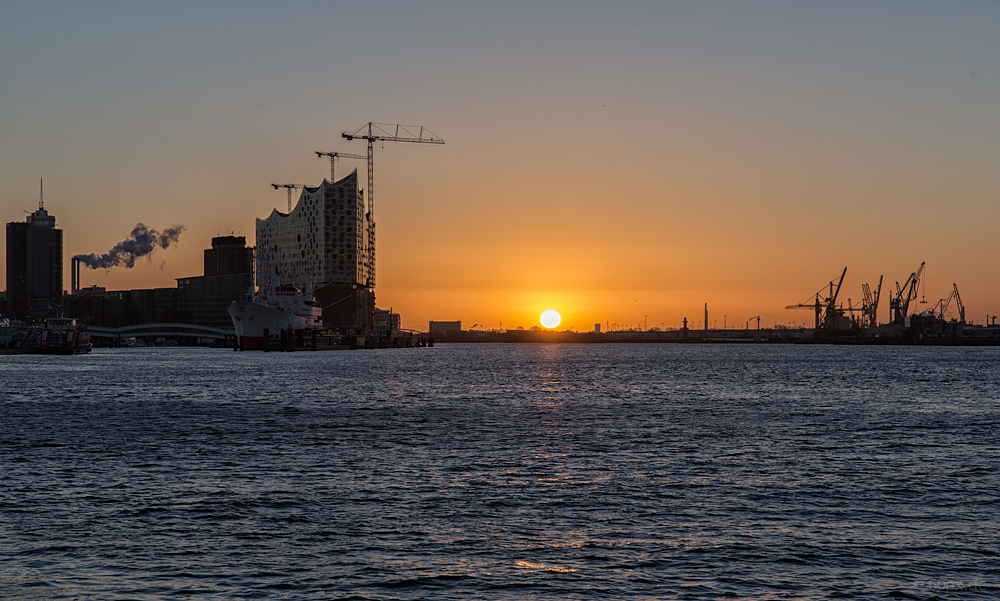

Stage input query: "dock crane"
[
  {"left": 927, "top": 283, "right": 966, "bottom": 323},
  {"left": 861, "top": 276, "right": 883, "bottom": 330},
  {"left": 342, "top": 122, "right": 445, "bottom": 287},
  {"left": 270, "top": 183, "right": 310, "bottom": 212},
  {"left": 785, "top": 267, "right": 848, "bottom": 330},
  {"left": 315, "top": 151, "right": 367, "bottom": 182},
  {"left": 889, "top": 262, "right": 925, "bottom": 324}
]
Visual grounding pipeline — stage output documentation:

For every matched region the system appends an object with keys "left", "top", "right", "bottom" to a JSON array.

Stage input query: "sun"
[{"left": 540, "top": 310, "right": 562, "bottom": 329}]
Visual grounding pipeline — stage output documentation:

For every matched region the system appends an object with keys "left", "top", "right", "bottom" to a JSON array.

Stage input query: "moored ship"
[
  {"left": 34, "top": 318, "right": 93, "bottom": 354},
  {"left": 1, "top": 318, "right": 92, "bottom": 355},
  {"left": 228, "top": 285, "right": 324, "bottom": 350}
]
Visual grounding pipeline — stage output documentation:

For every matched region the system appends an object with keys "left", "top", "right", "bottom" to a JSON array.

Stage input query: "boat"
[
  {"left": 228, "top": 285, "right": 324, "bottom": 350},
  {"left": 10, "top": 317, "right": 93, "bottom": 355}
]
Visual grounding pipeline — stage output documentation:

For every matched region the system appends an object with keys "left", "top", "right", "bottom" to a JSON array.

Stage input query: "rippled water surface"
[{"left": 2, "top": 344, "right": 999, "bottom": 599}]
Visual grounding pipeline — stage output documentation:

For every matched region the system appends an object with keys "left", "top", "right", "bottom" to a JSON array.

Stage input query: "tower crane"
[
  {"left": 271, "top": 183, "right": 310, "bottom": 212},
  {"left": 341, "top": 122, "right": 445, "bottom": 288},
  {"left": 890, "top": 262, "right": 925, "bottom": 324},
  {"left": 315, "top": 151, "right": 367, "bottom": 182},
  {"left": 342, "top": 122, "right": 444, "bottom": 220}
]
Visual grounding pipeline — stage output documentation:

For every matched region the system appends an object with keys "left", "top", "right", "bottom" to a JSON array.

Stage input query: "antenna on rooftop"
[{"left": 39, "top": 178, "right": 44, "bottom": 210}]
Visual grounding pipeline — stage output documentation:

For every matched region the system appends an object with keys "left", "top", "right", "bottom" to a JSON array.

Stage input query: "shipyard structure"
[{"left": 256, "top": 169, "right": 375, "bottom": 333}]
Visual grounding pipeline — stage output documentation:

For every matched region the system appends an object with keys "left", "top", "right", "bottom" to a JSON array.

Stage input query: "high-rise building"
[
  {"left": 255, "top": 170, "right": 375, "bottom": 332},
  {"left": 5, "top": 203, "right": 63, "bottom": 321},
  {"left": 204, "top": 235, "right": 252, "bottom": 276},
  {"left": 177, "top": 236, "right": 253, "bottom": 329}
]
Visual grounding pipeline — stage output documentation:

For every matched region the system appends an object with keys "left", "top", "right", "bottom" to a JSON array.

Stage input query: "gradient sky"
[{"left": 2, "top": 1, "right": 997, "bottom": 331}]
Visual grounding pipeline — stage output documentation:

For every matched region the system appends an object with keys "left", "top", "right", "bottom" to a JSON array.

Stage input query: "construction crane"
[
  {"left": 785, "top": 267, "right": 848, "bottom": 330},
  {"left": 315, "top": 151, "right": 367, "bottom": 182},
  {"left": 342, "top": 122, "right": 444, "bottom": 219},
  {"left": 861, "top": 276, "right": 883, "bottom": 330},
  {"left": 342, "top": 122, "right": 445, "bottom": 288},
  {"left": 889, "top": 262, "right": 925, "bottom": 324},
  {"left": 270, "top": 184, "right": 310, "bottom": 212}
]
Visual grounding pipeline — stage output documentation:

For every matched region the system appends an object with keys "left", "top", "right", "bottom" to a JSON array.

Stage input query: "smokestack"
[
  {"left": 705, "top": 303, "right": 708, "bottom": 332},
  {"left": 74, "top": 223, "right": 185, "bottom": 270},
  {"left": 71, "top": 258, "right": 78, "bottom": 293}
]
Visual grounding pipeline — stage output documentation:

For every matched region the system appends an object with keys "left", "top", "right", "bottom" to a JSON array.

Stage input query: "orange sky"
[{"left": 2, "top": 3, "right": 998, "bottom": 331}]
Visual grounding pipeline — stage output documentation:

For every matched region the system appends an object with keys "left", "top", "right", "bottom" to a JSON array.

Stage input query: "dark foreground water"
[{"left": 1, "top": 344, "right": 998, "bottom": 600}]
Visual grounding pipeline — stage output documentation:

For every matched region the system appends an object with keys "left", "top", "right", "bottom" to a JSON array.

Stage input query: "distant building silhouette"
[
  {"left": 429, "top": 321, "right": 462, "bottom": 338},
  {"left": 6, "top": 204, "right": 63, "bottom": 321},
  {"left": 66, "top": 236, "right": 252, "bottom": 330}
]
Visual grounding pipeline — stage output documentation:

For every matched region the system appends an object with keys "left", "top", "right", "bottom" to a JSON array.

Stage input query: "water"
[{"left": 2, "top": 344, "right": 998, "bottom": 599}]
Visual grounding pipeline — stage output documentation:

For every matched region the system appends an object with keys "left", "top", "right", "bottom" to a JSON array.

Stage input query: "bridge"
[{"left": 87, "top": 323, "right": 232, "bottom": 342}]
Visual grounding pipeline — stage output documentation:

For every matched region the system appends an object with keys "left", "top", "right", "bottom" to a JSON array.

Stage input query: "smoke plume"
[{"left": 74, "top": 223, "right": 186, "bottom": 269}]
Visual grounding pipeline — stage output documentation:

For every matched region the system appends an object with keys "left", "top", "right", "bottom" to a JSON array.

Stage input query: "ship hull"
[{"left": 228, "top": 300, "right": 322, "bottom": 349}]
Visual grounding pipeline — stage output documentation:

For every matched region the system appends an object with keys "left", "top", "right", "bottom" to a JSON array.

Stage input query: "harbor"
[{"left": 2, "top": 136, "right": 996, "bottom": 349}]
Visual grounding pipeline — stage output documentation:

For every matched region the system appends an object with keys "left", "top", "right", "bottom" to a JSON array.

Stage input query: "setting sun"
[{"left": 540, "top": 310, "right": 561, "bottom": 329}]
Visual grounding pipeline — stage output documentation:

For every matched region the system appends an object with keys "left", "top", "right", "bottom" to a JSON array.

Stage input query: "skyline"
[{"left": 2, "top": 2, "right": 998, "bottom": 331}]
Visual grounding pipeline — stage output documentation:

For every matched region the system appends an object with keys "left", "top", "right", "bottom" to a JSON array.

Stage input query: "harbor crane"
[
  {"left": 860, "top": 276, "right": 883, "bottom": 330},
  {"left": 889, "top": 262, "right": 925, "bottom": 324},
  {"left": 785, "top": 267, "right": 848, "bottom": 330},
  {"left": 271, "top": 183, "right": 310, "bottom": 212},
  {"left": 926, "top": 283, "right": 966, "bottom": 323},
  {"left": 315, "top": 151, "right": 367, "bottom": 182},
  {"left": 342, "top": 122, "right": 445, "bottom": 287}
]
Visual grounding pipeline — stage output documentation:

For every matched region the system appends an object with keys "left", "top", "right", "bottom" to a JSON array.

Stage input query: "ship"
[
  {"left": 227, "top": 285, "right": 324, "bottom": 350},
  {"left": 0, "top": 318, "right": 92, "bottom": 355}
]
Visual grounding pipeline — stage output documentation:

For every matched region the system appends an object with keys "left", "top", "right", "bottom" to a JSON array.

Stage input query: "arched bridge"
[{"left": 87, "top": 323, "right": 231, "bottom": 341}]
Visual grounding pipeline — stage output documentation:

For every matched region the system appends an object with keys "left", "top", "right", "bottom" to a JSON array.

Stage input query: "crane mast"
[
  {"left": 342, "top": 122, "right": 444, "bottom": 221},
  {"left": 271, "top": 183, "right": 309, "bottom": 212},
  {"left": 315, "top": 151, "right": 367, "bottom": 182}
]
